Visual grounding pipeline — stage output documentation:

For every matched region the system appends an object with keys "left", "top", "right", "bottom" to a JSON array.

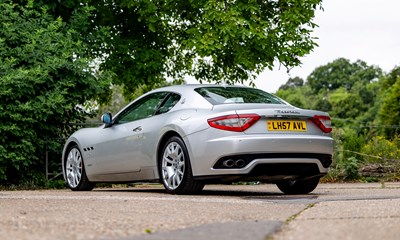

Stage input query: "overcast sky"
[{"left": 255, "top": 0, "right": 400, "bottom": 93}]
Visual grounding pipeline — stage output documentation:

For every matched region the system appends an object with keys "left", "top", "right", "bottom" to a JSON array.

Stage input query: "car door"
[{"left": 90, "top": 92, "right": 169, "bottom": 178}]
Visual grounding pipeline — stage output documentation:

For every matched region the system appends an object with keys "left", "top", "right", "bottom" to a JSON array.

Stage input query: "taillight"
[
  {"left": 311, "top": 115, "right": 332, "bottom": 133},
  {"left": 208, "top": 114, "right": 260, "bottom": 132}
]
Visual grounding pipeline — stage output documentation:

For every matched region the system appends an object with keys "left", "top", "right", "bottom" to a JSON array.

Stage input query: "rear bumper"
[
  {"left": 184, "top": 130, "right": 334, "bottom": 177},
  {"left": 213, "top": 153, "right": 332, "bottom": 169}
]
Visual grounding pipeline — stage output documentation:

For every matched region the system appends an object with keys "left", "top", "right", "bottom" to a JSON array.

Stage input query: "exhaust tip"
[
  {"left": 235, "top": 159, "right": 245, "bottom": 168},
  {"left": 222, "top": 159, "right": 235, "bottom": 168}
]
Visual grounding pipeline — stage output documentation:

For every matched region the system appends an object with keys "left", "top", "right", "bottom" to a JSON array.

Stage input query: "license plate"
[{"left": 267, "top": 120, "right": 307, "bottom": 131}]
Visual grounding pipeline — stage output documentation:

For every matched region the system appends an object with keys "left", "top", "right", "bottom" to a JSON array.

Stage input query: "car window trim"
[
  {"left": 155, "top": 92, "right": 182, "bottom": 115},
  {"left": 154, "top": 92, "right": 172, "bottom": 115}
]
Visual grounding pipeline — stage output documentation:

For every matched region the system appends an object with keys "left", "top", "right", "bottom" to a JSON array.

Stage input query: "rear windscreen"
[{"left": 195, "top": 87, "right": 284, "bottom": 105}]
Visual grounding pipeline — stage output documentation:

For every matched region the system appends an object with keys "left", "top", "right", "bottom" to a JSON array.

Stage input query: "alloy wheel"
[
  {"left": 162, "top": 141, "right": 185, "bottom": 190},
  {"left": 66, "top": 147, "right": 83, "bottom": 188}
]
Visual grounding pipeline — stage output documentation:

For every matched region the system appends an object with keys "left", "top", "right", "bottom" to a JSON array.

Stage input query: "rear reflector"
[
  {"left": 208, "top": 114, "right": 260, "bottom": 132},
  {"left": 311, "top": 115, "right": 332, "bottom": 133}
]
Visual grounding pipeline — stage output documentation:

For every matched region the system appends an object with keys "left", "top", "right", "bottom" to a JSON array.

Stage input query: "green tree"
[
  {"left": 307, "top": 58, "right": 382, "bottom": 93},
  {"left": 328, "top": 88, "right": 364, "bottom": 119},
  {"left": 278, "top": 76, "right": 304, "bottom": 90},
  {"left": 312, "top": 90, "right": 332, "bottom": 112},
  {"left": 32, "top": 0, "right": 323, "bottom": 95},
  {"left": 275, "top": 84, "right": 316, "bottom": 109},
  {"left": 0, "top": 2, "right": 110, "bottom": 183},
  {"left": 380, "top": 66, "right": 400, "bottom": 91},
  {"left": 377, "top": 68, "right": 400, "bottom": 138}
]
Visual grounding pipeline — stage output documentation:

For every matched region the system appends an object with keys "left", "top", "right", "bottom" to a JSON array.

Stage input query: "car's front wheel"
[
  {"left": 159, "top": 136, "right": 204, "bottom": 194},
  {"left": 276, "top": 177, "right": 320, "bottom": 194},
  {"left": 65, "top": 145, "right": 94, "bottom": 191}
]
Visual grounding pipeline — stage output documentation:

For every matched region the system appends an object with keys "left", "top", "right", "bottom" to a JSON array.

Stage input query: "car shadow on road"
[
  {"left": 96, "top": 187, "right": 282, "bottom": 196},
  {"left": 94, "top": 186, "right": 322, "bottom": 202},
  {"left": 199, "top": 189, "right": 321, "bottom": 202}
]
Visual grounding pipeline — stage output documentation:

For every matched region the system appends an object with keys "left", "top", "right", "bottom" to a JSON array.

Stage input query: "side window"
[
  {"left": 156, "top": 93, "right": 181, "bottom": 115},
  {"left": 115, "top": 92, "right": 168, "bottom": 124}
]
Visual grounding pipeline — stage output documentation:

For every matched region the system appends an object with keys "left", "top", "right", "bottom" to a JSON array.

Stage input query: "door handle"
[{"left": 132, "top": 126, "right": 142, "bottom": 132}]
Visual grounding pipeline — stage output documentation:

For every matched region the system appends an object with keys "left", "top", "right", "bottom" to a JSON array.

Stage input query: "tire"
[
  {"left": 159, "top": 136, "right": 204, "bottom": 194},
  {"left": 64, "top": 145, "right": 95, "bottom": 191},
  {"left": 276, "top": 177, "right": 320, "bottom": 195}
]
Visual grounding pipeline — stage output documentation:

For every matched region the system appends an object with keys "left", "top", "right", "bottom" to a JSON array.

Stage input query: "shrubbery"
[
  {"left": 0, "top": 2, "right": 110, "bottom": 184},
  {"left": 326, "top": 131, "right": 400, "bottom": 182},
  {"left": 277, "top": 59, "right": 400, "bottom": 182}
]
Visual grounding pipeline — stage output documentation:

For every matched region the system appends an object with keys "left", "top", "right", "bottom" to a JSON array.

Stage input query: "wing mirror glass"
[{"left": 101, "top": 112, "right": 112, "bottom": 127}]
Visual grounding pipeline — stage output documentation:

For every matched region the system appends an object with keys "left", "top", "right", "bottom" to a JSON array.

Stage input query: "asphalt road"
[{"left": 0, "top": 183, "right": 399, "bottom": 240}]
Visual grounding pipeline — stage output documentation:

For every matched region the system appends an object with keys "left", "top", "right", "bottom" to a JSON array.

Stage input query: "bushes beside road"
[
  {"left": 326, "top": 130, "right": 400, "bottom": 182},
  {"left": 276, "top": 59, "right": 400, "bottom": 182}
]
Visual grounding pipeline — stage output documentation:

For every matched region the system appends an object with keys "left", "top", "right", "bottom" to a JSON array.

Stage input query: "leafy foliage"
[
  {"left": 344, "top": 157, "right": 361, "bottom": 180},
  {"left": 276, "top": 58, "right": 383, "bottom": 120},
  {"left": 278, "top": 76, "right": 304, "bottom": 90},
  {"left": 277, "top": 59, "right": 400, "bottom": 181},
  {"left": 0, "top": 2, "right": 110, "bottom": 183},
  {"left": 376, "top": 67, "right": 400, "bottom": 137},
  {"left": 33, "top": 0, "right": 323, "bottom": 94},
  {"left": 307, "top": 58, "right": 382, "bottom": 93},
  {"left": 362, "top": 136, "right": 400, "bottom": 163}
]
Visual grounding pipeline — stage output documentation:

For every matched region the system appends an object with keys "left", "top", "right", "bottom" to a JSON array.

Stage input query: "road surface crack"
[
  {"left": 266, "top": 204, "right": 317, "bottom": 240},
  {"left": 286, "top": 203, "right": 316, "bottom": 223}
]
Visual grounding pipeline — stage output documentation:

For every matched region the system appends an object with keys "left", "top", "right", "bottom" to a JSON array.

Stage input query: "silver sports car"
[{"left": 62, "top": 84, "right": 333, "bottom": 194}]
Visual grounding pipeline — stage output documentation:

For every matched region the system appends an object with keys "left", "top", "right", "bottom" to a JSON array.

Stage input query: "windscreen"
[{"left": 195, "top": 87, "right": 284, "bottom": 105}]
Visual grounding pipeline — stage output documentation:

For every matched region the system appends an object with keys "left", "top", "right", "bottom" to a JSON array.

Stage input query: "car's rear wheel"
[
  {"left": 276, "top": 177, "right": 320, "bottom": 194},
  {"left": 160, "top": 136, "right": 204, "bottom": 194},
  {"left": 65, "top": 145, "right": 94, "bottom": 191}
]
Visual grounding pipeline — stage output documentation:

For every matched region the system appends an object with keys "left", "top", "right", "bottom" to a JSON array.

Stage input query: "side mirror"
[{"left": 101, "top": 112, "right": 112, "bottom": 127}]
